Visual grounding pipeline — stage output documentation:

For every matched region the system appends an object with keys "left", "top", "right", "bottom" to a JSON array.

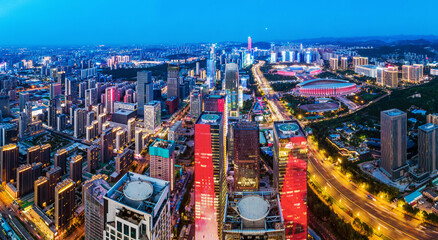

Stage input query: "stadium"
[
  {"left": 294, "top": 79, "right": 357, "bottom": 97},
  {"left": 273, "top": 65, "right": 322, "bottom": 76}
]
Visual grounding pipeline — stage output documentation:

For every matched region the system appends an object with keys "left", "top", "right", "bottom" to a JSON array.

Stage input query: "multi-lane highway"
[{"left": 252, "top": 60, "right": 438, "bottom": 239}]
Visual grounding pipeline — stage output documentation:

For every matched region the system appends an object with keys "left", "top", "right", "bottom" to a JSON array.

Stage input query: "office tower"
[
  {"left": 150, "top": 139, "right": 175, "bottom": 191},
  {"left": 204, "top": 92, "right": 226, "bottom": 113},
  {"left": 195, "top": 112, "right": 225, "bottom": 239},
  {"left": 46, "top": 166, "right": 62, "bottom": 204},
  {"left": 144, "top": 101, "right": 161, "bottom": 134},
  {"left": 222, "top": 191, "right": 285, "bottom": 239},
  {"left": 34, "top": 176, "right": 49, "bottom": 208},
  {"left": 167, "top": 65, "right": 180, "bottom": 104},
  {"left": 27, "top": 145, "right": 41, "bottom": 164},
  {"left": 83, "top": 175, "right": 110, "bottom": 240},
  {"left": 74, "top": 108, "right": 87, "bottom": 138},
  {"left": 87, "top": 145, "right": 100, "bottom": 173},
  {"left": 48, "top": 99, "right": 57, "bottom": 129},
  {"left": 57, "top": 114, "right": 67, "bottom": 131},
  {"left": 25, "top": 102, "right": 32, "bottom": 124},
  {"left": 384, "top": 67, "right": 398, "bottom": 88},
  {"left": 114, "top": 148, "right": 134, "bottom": 175},
  {"left": 54, "top": 149, "right": 67, "bottom": 175},
  {"left": 207, "top": 60, "right": 216, "bottom": 89},
  {"left": 0, "top": 144, "right": 18, "bottom": 183},
  {"left": 190, "top": 89, "right": 202, "bottom": 121},
  {"left": 273, "top": 120, "right": 307, "bottom": 239},
  {"left": 233, "top": 121, "right": 260, "bottom": 191},
  {"left": 168, "top": 121, "right": 182, "bottom": 142},
  {"left": 380, "top": 109, "right": 409, "bottom": 180},
  {"left": 340, "top": 57, "right": 348, "bottom": 69},
  {"left": 135, "top": 129, "right": 144, "bottom": 155},
  {"left": 248, "top": 36, "right": 252, "bottom": 51},
  {"left": 196, "top": 61, "right": 200, "bottom": 75},
  {"left": 137, "top": 71, "right": 154, "bottom": 116},
  {"left": 105, "top": 87, "right": 116, "bottom": 114},
  {"left": 103, "top": 172, "right": 171, "bottom": 239},
  {"left": 19, "top": 92, "right": 29, "bottom": 112},
  {"left": 18, "top": 112, "right": 27, "bottom": 138},
  {"left": 70, "top": 155, "right": 82, "bottom": 183},
  {"left": 224, "top": 63, "right": 239, "bottom": 116},
  {"left": 127, "top": 118, "right": 135, "bottom": 143},
  {"left": 0, "top": 95, "right": 10, "bottom": 117},
  {"left": 101, "top": 129, "right": 114, "bottom": 163},
  {"left": 41, "top": 144, "right": 51, "bottom": 167},
  {"left": 418, "top": 123, "right": 438, "bottom": 173},
  {"left": 330, "top": 58, "right": 338, "bottom": 70},
  {"left": 54, "top": 178, "right": 75, "bottom": 230}
]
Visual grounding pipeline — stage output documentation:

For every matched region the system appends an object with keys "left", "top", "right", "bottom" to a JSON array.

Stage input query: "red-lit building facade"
[
  {"left": 203, "top": 93, "right": 226, "bottom": 113},
  {"left": 273, "top": 121, "right": 308, "bottom": 240},
  {"left": 194, "top": 112, "right": 226, "bottom": 240}
]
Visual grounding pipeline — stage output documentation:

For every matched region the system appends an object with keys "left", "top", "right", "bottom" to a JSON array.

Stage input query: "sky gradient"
[{"left": 0, "top": 0, "right": 437, "bottom": 45}]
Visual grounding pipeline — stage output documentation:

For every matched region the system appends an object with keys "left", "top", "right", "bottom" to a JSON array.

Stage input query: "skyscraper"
[
  {"left": 101, "top": 129, "right": 114, "bottom": 163},
  {"left": 83, "top": 175, "right": 110, "bottom": 240},
  {"left": 134, "top": 129, "right": 144, "bottom": 155},
  {"left": 70, "top": 155, "right": 82, "bottom": 183},
  {"left": 273, "top": 120, "right": 307, "bottom": 240},
  {"left": 195, "top": 112, "right": 225, "bottom": 239},
  {"left": 224, "top": 63, "right": 239, "bottom": 116},
  {"left": 27, "top": 145, "right": 41, "bottom": 164},
  {"left": 127, "top": 118, "right": 135, "bottom": 143},
  {"left": 248, "top": 36, "right": 252, "bottom": 50},
  {"left": 46, "top": 166, "right": 62, "bottom": 204},
  {"left": 103, "top": 172, "right": 171, "bottom": 240},
  {"left": 19, "top": 92, "right": 30, "bottom": 112},
  {"left": 233, "top": 121, "right": 260, "bottom": 191},
  {"left": 207, "top": 59, "right": 216, "bottom": 89},
  {"left": 190, "top": 89, "right": 202, "bottom": 121},
  {"left": 41, "top": 144, "right": 51, "bottom": 167},
  {"left": 380, "top": 109, "right": 409, "bottom": 180},
  {"left": 167, "top": 65, "right": 180, "bottom": 104},
  {"left": 105, "top": 87, "right": 116, "bottom": 114},
  {"left": 114, "top": 148, "right": 134, "bottom": 175},
  {"left": 74, "top": 108, "right": 87, "bottom": 138},
  {"left": 144, "top": 101, "right": 161, "bottom": 134},
  {"left": 54, "top": 178, "right": 75, "bottom": 230},
  {"left": 204, "top": 92, "right": 226, "bottom": 113},
  {"left": 384, "top": 67, "right": 398, "bottom": 88},
  {"left": 341, "top": 57, "right": 348, "bottom": 69},
  {"left": 0, "top": 144, "right": 18, "bottom": 183},
  {"left": 0, "top": 95, "right": 10, "bottom": 118},
  {"left": 149, "top": 139, "right": 175, "bottom": 191},
  {"left": 17, "top": 162, "right": 42, "bottom": 197},
  {"left": 87, "top": 145, "right": 100, "bottom": 173},
  {"left": 418, "top": 123, "right": 438, "bottom": 173},
  {"left": 137, "top": 71, "right": 154, "bottom": 116},
  {"left": 330, "top": 58, "right": 338, "bottom": 70}
]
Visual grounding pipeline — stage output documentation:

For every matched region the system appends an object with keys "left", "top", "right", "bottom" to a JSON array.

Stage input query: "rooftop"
[
  {"left": 419, "top": 123, "right": 438, "bottom": 132},
  {"left": 196, "top": 112, "right": 222, "bottom": 125},
  {"left": 382, "top": 108, "right": 406, "bottom": 117},
  {"left": 273, "top": 120, "right": 306, "bottom": 139}
]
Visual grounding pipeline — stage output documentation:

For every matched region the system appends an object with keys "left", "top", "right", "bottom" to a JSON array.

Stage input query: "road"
[{"left": 253, "top": 60, "right": 438, "bottom": 239}]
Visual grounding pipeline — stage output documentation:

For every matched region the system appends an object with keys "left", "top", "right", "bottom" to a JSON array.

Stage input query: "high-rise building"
[
  {"left": 273, "top": 120, "right": 307, "bottom": 239},
  {"left": 17, "top": 162, "right": 42, "bottom": 197},
  {"left": 340, "top": 57, "right": 348, "bottom": 69},
  {"left": 144, "top": 101, "right": 161, "bottom": 134},
  {"left": 427, "top": 113, "right": 438, "bottom": 125},
  {"left": 46, "top": 166, "right": 62, "bottom": 204},
  {"left": 330, "top": 58, "right": 338, "bottom": 70},
  {"left": 224, "top": 63, "right": 239, "bottom": 116},
  {"left": 87, "top": 145, "right": 100, "bottom": 173},
  {"left": 127, "top": 118, "right": 135, "bottom": 143},
  {"left": 115, "top": 148, "right": 134, "bottom": 175},
  {"left": 207, "top": 59, "right": 216, "bottom": 89},
  {"left": 57, "top": 114, "right": 67, "bottom": 132},
  {"left": 105, "top": 87, "right": 117, "bottom": 114},
  {"left": 54, "top": 149, "right": 68, "bottom": 175},
  {"left": 167, "top": 65, "right": 180, "bottom": 104},
  {"left": 233, "top": 121, "right": 260, "bottom": 191},
  {"left": 384, "top": 67, "right": 398, "bottom": 88},
  {"left": 41, "top": 144, "right": 51, "bottom": 167},
  {"left": 101, "top": 129, "right": 114, "bottom": 163},
  {"left": 204, "top": 93, "right": 226, "bottom": 113},
  {"left": 85, "top": 88, "right": 98, "bottom": 108},
  {"left": 402, "top": 65, "right": 423, "bottom": 83},
  {"left": 34, "top": 176, "right": 49, "bottom": 208},
  {"left": 195, "top": 112, "right": 225, "bottom": 239},
  {"left": 54, "top": 178, "right": 76, "bottom": 230},
  {"left": 149, "top": 139, "right": 175, "bottom": 191},
  {"left": 97, "top": 113, "right": 106, "bottom": 134},
  {"left": 134, "top": 129, "right": 144, "bottom": 155},
  {"left": 27, "top": 145, "right": 41, "bottom": 164},
  {"left": 0, "top": 144, "right": 18, "bottom": 183},
  {"left": 190, "top": 89, "right": 202, "bottom": 121},
  {"left": 380, "top": 109, "right": 409, "bottom": 180},
  {"left": 48, "top": 99, "right": 57, "bottom": 129},
  {"left": 0, "top": 95, "right": 10, "bottom": 118},
  {"left": 352, "top": 56, "right": 368, "bottom": 67},
  {"left": 83, "top": 175, "right": 110, "bottom": 240},
  {"left": 70, "top": 155, "right": 83, "bottom": 183},
  {"left": 418, "top": 123, "right": 438, "bottom": 173},
  {"left": 103, "top": 172, "right": 171, "bottom": 240},
  {"left": 137, "top": 71, "right": 154, "bottom": 116},
  {"left": 248, "top": 36, "right": 252, "bottom": 51},
  {"left": 74, "top": 108, "right": 87, "bottom": 138},
  {"left": 19, "top": 92, "right": 30, "bottom": 112}
]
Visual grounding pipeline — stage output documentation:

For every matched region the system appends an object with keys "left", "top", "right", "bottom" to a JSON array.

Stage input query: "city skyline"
[{"left": 1, "top": 0, "right": 438, "bottom": 45}]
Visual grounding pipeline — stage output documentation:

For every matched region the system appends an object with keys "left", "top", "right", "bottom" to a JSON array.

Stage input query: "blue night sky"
[{"left": 0, "top": 0, "right": 437, "bottom": 45}]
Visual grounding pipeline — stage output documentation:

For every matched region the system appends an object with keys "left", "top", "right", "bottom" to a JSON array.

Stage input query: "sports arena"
[
  {"left": 273, "top": 65, "right": 322, "bottom": 76},
  {"left": 294, "top": 79, "right": 357, "bottom": 97}
]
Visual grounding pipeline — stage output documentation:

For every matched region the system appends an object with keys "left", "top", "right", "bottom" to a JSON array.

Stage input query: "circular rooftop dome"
[
  {"left": 278, "top": 123, "right": 299, "bottom": 135},
  {"left": 201, "top": 114, "right": 219, "bottom": 122},
  {"left": 123, "top": 180, "right": 153, "bottom": 202},
  {"left": 237, "top": 195, "right": 270, "bottom": 221}
]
